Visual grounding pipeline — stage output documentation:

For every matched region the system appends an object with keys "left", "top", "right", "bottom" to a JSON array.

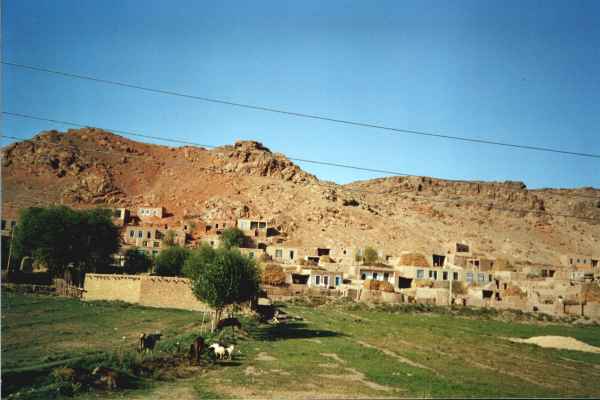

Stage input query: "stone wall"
[{"left": 83, "top": 274, "right": 210, "bottom": 311}]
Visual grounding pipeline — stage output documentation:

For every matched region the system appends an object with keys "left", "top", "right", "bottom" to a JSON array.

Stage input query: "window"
[
  {"left": 429, "top": 270, "right": 434, "bottom": 278},
  {"left": 361, "top": 273, "right": 367, "bottom": 280},
  {"left": 570, "top": 258, "right": 573, "bottom": 265},
  {"left": 1, "top": 220, "right": 6, "bottom": 230},
  {"left": 384, "top": 272, "right": 389, "bottom": 281},
  {"left": 432, "top": 271, "right": 438, "bottom": 280},
  {"left": 373, "top": 272, "right": 378, "bottom": 280},
  {"left": 153, "top": 241, "right": 160, "bottom": 248},
  {"left": 478, "top": 273, "right": 485, "bottom": 282},
  {"left": 138, "top": 231, "right": 143, "bottom": 238},
  {"left": 129, "top": 230, "right": 134, "bottom": 238},
  {"left": 275, "top": 249, "right": 283, "bottom": 258},
  {"left": 142, "top": 241, "right": 148, "bottom": 247},
  {"left": 315, "top": 275, "right": 321, "bottom": 285},
  {"left": 289, "top": 250, "right": 294, "bottom": 260},
  {"left": 417, "top": 269, "right": 424, "bottom": 279},
  {"left": 488, "top": 274, "right": 493, "bottom": 281},
  {"left": 443, "top": 271, "right": 448, "bottom": 281},
  {"left": 335, "top": 276, "right": 341, "bottom": 286},
  {"left": 147, "top": 231, "right": 151, "bottom": 239},
  {"left": 259, "top": 222, "right": 267, "bottom": 229},
  {"left": 343, "top": 250, "right": 347, "bottom": 255},
  {"left": 466, "top": 272, "right": 474, "bottom": 282},
  {"left": 324, "top": 276, "right": 329, "bottom": 287},
  {"left": 453, "top": 272, "right": 459, "bottom": 281}
]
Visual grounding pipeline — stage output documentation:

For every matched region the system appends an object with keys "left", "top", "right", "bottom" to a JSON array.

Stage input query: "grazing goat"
[
  {"left": 209, "top": 343, "right": 226, "bottom": 360},
  {"left": 224, "top": 344, "right": 235, "bottom": 360},
  {"left": 188, "top": 336, "right": 205, "bottom": 365},
  {"left": 216, "top": 317, "right": 242, "bottom": 331},
  {"left": 138, "top": 332, "right": 162, "bottom": 354}
]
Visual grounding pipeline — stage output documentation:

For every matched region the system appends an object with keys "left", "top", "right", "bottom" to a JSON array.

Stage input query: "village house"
[
  {"left": 123, "top": 225, "right": 186, "bottom": 256},
  {"left": 294, "top": 266, "right": 342, "bottom": 289},
  {"left": 200, "top": 234, "right": 222, "bottom": 249},
  {"left": 266, "top": 245, "right": 301, "bottom": 264},
  {"left": 237, "top": 218, "right": 273, "bottom": 238},
  {"left": 137, "top": 206, "right": 165, "bottom": 219},
  {"left": 239, "top": 247, "right": 266, "bottom": 260},
  {"left": 204, "top": 219, "right": 235, "bottom": 235},
  {"left": 358, "top": 265, "right": 397, "bottom": 285},
  {"left": 111, "top": 208, "right": 130, "bottom": 226}
]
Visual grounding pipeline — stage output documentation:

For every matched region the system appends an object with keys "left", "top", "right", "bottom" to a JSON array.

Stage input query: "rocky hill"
[{"left": 2, "top": 128, "right": 600, "bottom": 265}]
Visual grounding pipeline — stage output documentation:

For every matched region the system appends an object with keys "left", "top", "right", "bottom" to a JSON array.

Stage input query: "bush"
[
  {"left": 363, "top": 247, "right": 378, "bottom": 265},
  {"left": 154, "top": 246, "right": 190, "bottom": 276},
  {"left": 123, "top": 249, "right": 152, "bottom": 275},
  {"left": 220, "top": 228, "right": 246, "bottom": 249}
]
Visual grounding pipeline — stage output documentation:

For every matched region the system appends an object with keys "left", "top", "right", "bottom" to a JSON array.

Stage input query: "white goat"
[
  {"left": 209, "top": 343, "right": 226, "bottom": 360},
  {"left": 224, "top": 344, "right": 235, "bottom": 360}
]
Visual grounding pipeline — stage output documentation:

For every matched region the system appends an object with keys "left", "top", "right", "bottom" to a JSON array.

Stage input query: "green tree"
[
  {"left": 220, "top": 227, "right": 246, "bottom": 249},
  {"left": 363, "top": 246, "right": 379, "bottom": 265},
  {"left": 12, "top": 206, "right": 120, "bottom": 279},
  {"left": 183, "top": 245, "right": 260, "bottom": 330},
  {"left": 123, "top": 248, "right": 152, "bottom": 275},
  {"left": 154, "top": 245, "right": 190, "bottom": 276},
  {"left": 163, "top": 230, "right": 177, "bottom": 247}
]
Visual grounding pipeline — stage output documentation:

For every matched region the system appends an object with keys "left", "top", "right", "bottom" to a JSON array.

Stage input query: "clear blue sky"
[{"left": 2, "top": 0, "right": 599, "bottom": 188}]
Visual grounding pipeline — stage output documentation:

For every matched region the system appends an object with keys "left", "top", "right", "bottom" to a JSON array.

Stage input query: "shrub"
[
  {"left": 123, "top": 248, "right": 152, "bottom": 275},
  {"left": 220, "top": 228, "right": 246, "bottom": 249},
  {"left": 363, "top": 247, "right": 378, "bottom": 265},
  {"left": 154, "top": 246, "right": 190, "bottom": 276}
]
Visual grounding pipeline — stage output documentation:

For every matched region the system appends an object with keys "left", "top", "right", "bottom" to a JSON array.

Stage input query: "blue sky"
[{"left": 2, "top": 0, "right": 599, "bottom": 188}]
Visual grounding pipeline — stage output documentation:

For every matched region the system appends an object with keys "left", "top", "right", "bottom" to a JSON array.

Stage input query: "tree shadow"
[{"left": 251, "top": 321, "right": 345, "bottom": 341}]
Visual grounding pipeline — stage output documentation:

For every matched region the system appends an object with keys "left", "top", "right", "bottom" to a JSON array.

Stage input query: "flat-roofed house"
[
  {"left": 138, "top": 206, "right": 164, "bottom": 219},
  {"left": 123, "top": 225, "right": 186, "bottom": 256}
]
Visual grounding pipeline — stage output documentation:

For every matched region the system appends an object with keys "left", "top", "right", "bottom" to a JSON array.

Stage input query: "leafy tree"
[
  {"left": 163, "top": 230, "right": 177, "bottom": 247},
  {"left": 220, "top": 227, "right": 246, "bottom": 249},
  {"left": 123, "top": 248, "right": 152, "bottom": 275},
  {"left": 154, "top": 245, "right": 190, "bottom": 276},
  {"left": 183, "top": 245, "right": 260, "bottom": 330},
  {"left": 12, "top": 206, "right": 120, "bottom": 279},
  {"left": 363, "top": 246, "right": 379, "bottom": 265}
]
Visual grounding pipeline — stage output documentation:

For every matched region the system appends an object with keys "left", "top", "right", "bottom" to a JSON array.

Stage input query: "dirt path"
[{"left": 355, "top": 340, "right": 435, "bottom": 372}]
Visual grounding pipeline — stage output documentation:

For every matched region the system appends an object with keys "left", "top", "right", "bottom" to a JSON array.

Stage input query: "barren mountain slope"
[{"left": 2, "top": 128, "right": 599, "bottom": 265}]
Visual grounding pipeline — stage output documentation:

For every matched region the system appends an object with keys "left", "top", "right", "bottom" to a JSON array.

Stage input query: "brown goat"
[{"left": 188, "top": 336, "right": 205, "bottom": 365}]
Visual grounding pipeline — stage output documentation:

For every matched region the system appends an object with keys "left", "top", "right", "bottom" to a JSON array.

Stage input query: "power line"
[
  {"left": 2, "top": 133, "right": 599, "bottom": 222},
  {"left": 3, "top": 111, "right": 599, "bottom": 201},
  {"left": 3, "top": 60, "right": 600, "bottom": 160}
]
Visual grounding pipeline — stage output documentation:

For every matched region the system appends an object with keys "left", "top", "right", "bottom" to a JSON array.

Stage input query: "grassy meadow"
[{"left": 2, "top": 291, "right": 600, "bottom": 399}]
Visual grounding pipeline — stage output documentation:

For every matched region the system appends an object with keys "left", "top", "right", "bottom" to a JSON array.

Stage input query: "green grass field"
[{"left": 3, "top": 291, "right": 600, "bottom": 399}]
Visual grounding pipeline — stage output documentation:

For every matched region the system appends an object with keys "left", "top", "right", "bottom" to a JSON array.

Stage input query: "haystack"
[
  {"left": 362, "top": 279, "right": 395, "bottom": 292},
  {"left": 399, "top": 253, "right": 429, "bottom": 267},
  {"left": 261, "top": 264, "right": 287, "bottom": 286}
]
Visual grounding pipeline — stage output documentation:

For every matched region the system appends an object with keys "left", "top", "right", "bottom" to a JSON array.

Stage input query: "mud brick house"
[
  {"left": 123, "top": 225, "right": 186, "bottom": 256},
  {"left": 111, "top": 207, "right": 130, "bottom": 226},
  {"left": 204, "top": 219, "right": 235, "bottom": 235},
  {"left": 237, "top": 218, "right": 273, "bottom": 238},
  {"left": 137, "top": 206, "right": 165, "bottom": 219},
  {"left": 358, "top": 265, "right": 397, "bottom": 284}
]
